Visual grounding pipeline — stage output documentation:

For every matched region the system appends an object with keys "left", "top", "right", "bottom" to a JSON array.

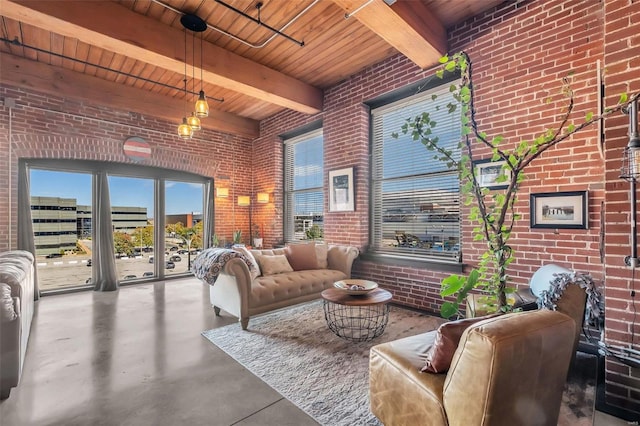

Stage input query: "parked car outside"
[
  {"left": 149, "top": 256, "right": 154, "bottom": 263},
  {"left": 165, "top": 261, "right": 175, "bottom": 270},
  {"left": 169, "top": 255, "right": 181, "bottom": 262},
  {"left": 142, "top": 272, "right": 154, "bottom": 277},
  {"left": 123, "top": 275, "right": 137, "bottom": 280},
  {"left": 86, "top": 259, "right": 92, "bottom": 267},
  {"left": 177, "top": 250, "right": 188, "bottom": 255},
  {"left": 169, "top": 246, "right": 179, "bottom": 251},
  {"left": 46, "top": 253, "right": 62, "bottom": 258}
]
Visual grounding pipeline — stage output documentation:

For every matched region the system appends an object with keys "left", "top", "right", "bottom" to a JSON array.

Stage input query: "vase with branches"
[{"left": 396, "top": 51, "right": 639, "bottom": 318}]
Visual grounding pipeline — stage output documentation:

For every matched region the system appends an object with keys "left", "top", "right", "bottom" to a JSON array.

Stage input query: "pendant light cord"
[{"left": 183, "top": 28, "right": 188, "bottom": 117}]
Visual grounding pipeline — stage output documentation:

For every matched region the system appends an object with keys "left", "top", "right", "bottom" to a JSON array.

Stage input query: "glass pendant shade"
[
  {"left": 187, "top": 113, "right": 201, "bottom": 131},
  {"left": 195, "top": 90, "right": 209, "bottom": 117},
  {"left": 178, "top": 117, "right": 193, "bottom": 139}
]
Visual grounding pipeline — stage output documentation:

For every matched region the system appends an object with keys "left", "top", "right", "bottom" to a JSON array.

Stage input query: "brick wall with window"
[
  {"left": 0, "top": 85, "right": 254, "bottom": 250},
  {"left": 257, "top": 0, "right": 638, "bottom": 414}
]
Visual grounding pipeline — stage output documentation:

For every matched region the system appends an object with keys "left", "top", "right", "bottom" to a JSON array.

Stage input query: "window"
[
  {"left": 284, "top": 129, "right": 324, "bottom": 242},
  {"left": 371, "top": 83, "right": 461, "bottom": 261},
  {"left": 25, "top": 160, "right": 212, "bottom": 292}
]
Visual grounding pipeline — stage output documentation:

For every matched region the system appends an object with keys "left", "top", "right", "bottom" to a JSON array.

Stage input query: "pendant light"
[
  {"left": 187, "top": 27, "right": 201, "bottom": 131},
  {"left": 177, "top": 27, "right": 193, "bottom": 139},
  {"left": 180, "top": 14, "right": 209, "bottom": 118},
  {"left": 194, "top": 30, "right": 209, "bottom": 117}
]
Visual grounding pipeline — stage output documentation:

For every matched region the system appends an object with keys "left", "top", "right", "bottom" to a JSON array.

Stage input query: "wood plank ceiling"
[{"left": 0, "top": 0, "right": 503, "bottom": 138}]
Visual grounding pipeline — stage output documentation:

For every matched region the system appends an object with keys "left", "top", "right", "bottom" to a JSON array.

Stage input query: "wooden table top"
[{"left": 321, "top": 287, "right": 393, "bottom": 306}]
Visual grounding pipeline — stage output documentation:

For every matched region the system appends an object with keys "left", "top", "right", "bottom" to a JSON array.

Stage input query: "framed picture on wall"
[
  {"left": 473, "top": 159, "right": 511, "bottom": 190},
  {"left": 329, "top": 167, "right": 354, "bottom": 212},
  {"left": 530, "top": 190, "right": 588, "bottom": 229}
]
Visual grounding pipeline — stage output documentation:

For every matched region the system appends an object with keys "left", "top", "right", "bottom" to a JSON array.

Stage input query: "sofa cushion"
[
  {"left": 285, "top": 243, "right": 319, "bottom": 271},
  {"left": 235, "top": 246, "right": 261, "bottom": 279},
  {"left": 251, "top": 269, "right": 347, "bottom": 306},
  {"left": 255, "top": 254, "right": 293, "bottom": 275},
  {"left": 422, "top": 314, "right": 499, "bottom": 373},
  {"left": 315, "top": 243, "right": 328, "bottom": 269}
]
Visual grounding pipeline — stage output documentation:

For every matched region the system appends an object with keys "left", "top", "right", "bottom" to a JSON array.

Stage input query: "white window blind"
[
  {"left": 284, "top": 129, "right": 324, "bottom": 242},
  {"left": 371, "top": 84, "right": 461, "bottom": 261}
]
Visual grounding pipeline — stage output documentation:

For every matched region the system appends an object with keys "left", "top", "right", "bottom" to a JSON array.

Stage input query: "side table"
[{"left": 321, "top": 287, "right": 393, "bottom": 342}]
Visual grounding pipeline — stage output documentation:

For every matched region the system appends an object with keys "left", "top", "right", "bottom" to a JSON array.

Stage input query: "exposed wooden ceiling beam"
[
  {"left": 1, "top": 54, "right": 260, "bottom": 138},
  {"left": 330, "top": 0, "right": 447, "bottom": 69},
  {"left": 2, "top": 0, "right": 323, "bottom": 114}
]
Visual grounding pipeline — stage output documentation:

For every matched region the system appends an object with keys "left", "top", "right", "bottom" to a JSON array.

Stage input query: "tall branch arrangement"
[{"left": 396, "top": 51, "right": 640, "bottom": 318}]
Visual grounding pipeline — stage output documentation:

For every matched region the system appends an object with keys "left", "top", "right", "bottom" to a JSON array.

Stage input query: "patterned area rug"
[{"left": 202, "top": 301, "right": 595, "bottom": 426}]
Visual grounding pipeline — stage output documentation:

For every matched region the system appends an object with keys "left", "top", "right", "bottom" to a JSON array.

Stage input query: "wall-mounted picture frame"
[
  {"left": 473, "top": 159, "right": 511, "bottom": 190},
  {"left": 530, "top": 190, "right": 588, "bottom": 229},
  {"left": 329, "top": 167, "right": 354, "bottom": 212}
]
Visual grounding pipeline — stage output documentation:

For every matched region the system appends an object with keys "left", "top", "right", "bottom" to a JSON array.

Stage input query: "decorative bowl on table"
[{"left": 334, "top": 279, "right": 378, "bottom": 295}]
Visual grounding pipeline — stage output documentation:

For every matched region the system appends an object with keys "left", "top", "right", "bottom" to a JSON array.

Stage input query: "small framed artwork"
[
  {"left": 530, "top": 191, "right": 588, "bottom": 229},
  {"left": 329, "top": 167, "right": 354, "bottom": 212},
  {"left": 473, "top": 159, "right": 511, "bottom": 190}
]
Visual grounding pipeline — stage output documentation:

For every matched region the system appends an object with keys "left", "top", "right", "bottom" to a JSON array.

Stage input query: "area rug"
[{"left": 202, "top": 301, "right": 595, "bottom": 426}]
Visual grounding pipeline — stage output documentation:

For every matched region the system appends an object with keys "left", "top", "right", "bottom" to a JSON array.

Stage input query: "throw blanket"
[
  {"left": 538, "top": 271, "right": 604, "bottom": 328},
  {"left": 192, "top": 248, "right": 255, "bottom": 285}
]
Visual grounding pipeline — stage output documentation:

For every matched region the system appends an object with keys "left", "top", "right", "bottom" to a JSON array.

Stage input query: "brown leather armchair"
[{"left": 369, "top": 309, "right": 576, "bottom": 426}]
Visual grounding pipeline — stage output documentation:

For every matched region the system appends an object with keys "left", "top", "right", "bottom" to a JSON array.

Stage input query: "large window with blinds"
[
  {"left": 284, "top": 129, "right": 324, "bottom": 242},
  {"left": 371, "top": 83, "right": 462, "bottom": 261}
]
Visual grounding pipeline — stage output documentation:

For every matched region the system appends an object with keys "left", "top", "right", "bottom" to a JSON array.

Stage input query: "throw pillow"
[
  {"left": 234, "top": 246, "right": 261, "bottom": 279},
  {"left": 284, "top": 242, "right": 319, "bottom": 271},
  {"left": 421, "top": 314, "right": 499, "bottom": 374},
  {"left": 315, "top": 243, "right": 328, "bottom": 269},
  {"left": 254, "top": 254, "right": 293, "bottom": 275}
]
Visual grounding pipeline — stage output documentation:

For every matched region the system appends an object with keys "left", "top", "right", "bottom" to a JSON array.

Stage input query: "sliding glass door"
[
  {"left": 24, "top": 160, "right": 213, "bottom": 293},
  {"left": 30, "top": 169, "right": 93, "bottom": 291},
  {"left": 108, "top": 176, "right": 155, "bottom": 281}
]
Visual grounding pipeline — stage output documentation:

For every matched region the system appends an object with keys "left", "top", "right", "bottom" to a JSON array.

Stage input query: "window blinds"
[{"left": 371, "top": 84, "right": 462, "bottom": 261}]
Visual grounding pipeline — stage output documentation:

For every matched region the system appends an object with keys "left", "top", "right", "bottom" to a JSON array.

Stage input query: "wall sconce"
[
  {"left": 216, "top": 187, "right": 229, "bottom": 198},
  {"left": 256, "top": 192, "right": 271, "bottom": 204},
  {"left": 621, "top": 99, "right": 640, "bottom": 181},
  {"left": 620, "top": 98, "right": 640, "bottom": 268},
  {"left": 237, "top": 196, "right": 250, "bottom": 206}
]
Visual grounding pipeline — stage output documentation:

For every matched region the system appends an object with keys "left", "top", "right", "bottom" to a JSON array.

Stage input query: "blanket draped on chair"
[{"left": 192, "top": 248, "right": 255, "bottom": 285}]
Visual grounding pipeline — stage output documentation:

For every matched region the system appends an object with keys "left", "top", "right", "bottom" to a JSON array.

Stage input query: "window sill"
[{"left": 359, "top": 252, "right": 464, "bottom": 273}]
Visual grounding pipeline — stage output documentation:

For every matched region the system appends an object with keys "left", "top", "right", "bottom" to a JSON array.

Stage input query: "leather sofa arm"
[{"left": 327, "top": 245, "right": 359, "bottom": 277}]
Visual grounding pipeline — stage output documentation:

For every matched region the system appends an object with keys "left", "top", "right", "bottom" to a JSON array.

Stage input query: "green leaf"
[
  {"left": 439, "top": 55, "right": 449, "bottom": 64},
  {"left": 450, "top": 84, "right": 457, "bottom": 93},
  {"left": 440, "top": 302, "right": 458, "bottom": 319},
  {"left": 441, "top": 275, "right": 464, "bottom": 296},
  {"left": 445, "top": 61, "right": 456, "bottom": 72},
  {"left": 567, "top": 123, "right": 576, "bottom": 133},
  {"left": 619, "top": 93, "right": 628, "bottom": 104},
  {"left": 432, "top": 94, "right": 438, "bottom": 101},
  {"left": 586, "top": 111, "right": 593, "bottom": 122},
  {"left": 435, "top": 70, "right": 444, "bottom": 79}
]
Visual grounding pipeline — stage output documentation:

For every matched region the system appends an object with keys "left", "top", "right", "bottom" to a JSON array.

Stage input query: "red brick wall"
[
  {"left": 0, "top": 84, "right": 254, "bottom": 251},
  {"left": 258, "top": 0, "right": 606, "bottom": 311},
  {"left": 258, "top": 0, "right": 638, "bottom": 412},
  {"left": 602, "top": 0, "right": 640, "bottom": 413}
]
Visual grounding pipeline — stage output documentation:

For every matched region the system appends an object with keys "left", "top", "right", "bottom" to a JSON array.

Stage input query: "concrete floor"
[
  {"left": 0, "top": 278, "right": 318, "bottom": 426},
  {"left": 0, "top": 277, "right": 631, "bottom": 426}
]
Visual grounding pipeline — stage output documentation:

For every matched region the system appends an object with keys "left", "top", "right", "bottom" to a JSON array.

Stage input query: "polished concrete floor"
[
  {"left": 0, "top": 278, "right": 319, "bottom": 426},
  {"left": 0, "top": 278, "right": 631, "bottom": 426}
]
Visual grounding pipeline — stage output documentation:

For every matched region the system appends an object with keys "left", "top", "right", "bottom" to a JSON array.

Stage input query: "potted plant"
[
  {"left": 232, "top": 229, "right": 243, "bottom": 246},
  {"left": 252, "top": 224, "right": 263, "bottom": 248},
  {"left": 396, "top": 52, "right": 638, "bottom": 319}
]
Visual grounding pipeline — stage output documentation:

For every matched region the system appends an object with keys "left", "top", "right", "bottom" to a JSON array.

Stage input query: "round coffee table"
[{"left": 321, "top": 286, "right": 393, "bottom": 342}]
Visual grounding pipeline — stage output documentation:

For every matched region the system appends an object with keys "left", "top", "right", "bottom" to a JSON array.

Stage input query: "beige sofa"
[
  {"left": 208, "top": 244, "right": 359, "bottom": 329},
  {"left": 0, "top": 250, "right": 35, "bottom": 399},
  {"left": 369, "top": 309, "right": 576, "bottom": 426}
]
